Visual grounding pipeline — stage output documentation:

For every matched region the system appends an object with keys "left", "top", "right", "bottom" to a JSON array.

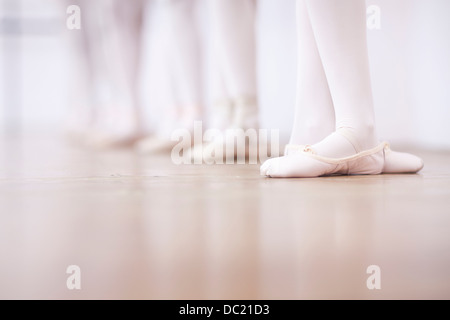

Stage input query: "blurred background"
[
  {"left": 1, "top": 0, "right": 450, "bottom": 149},
  {"left": 1, "top": 0, "right": 450, "bottom": 300}
]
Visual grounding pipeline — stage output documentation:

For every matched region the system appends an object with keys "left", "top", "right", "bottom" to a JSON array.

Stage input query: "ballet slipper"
[
  {"left": 135, "top": 135, "right": 177, "bottom": 154},
  {"left": 65, "top": 127, "right": 91, "bottom": 147},
  {"left": 211, "top": 99, "right": 234, "bottom": 130},
  {"left": 231, "top": 96, "right": 259, "bottom": 130},
  {"left": 284, "top": 143, "right": 307, "bottom": 156},
  {"left": 186, "top": 96, "right": 259, "bottom": 164},
  {"left": 261, "top": 142, "right": 389, "bottom": 178},
  {"left": 84, "top": 130, "right": 142, "bottom": 149},
  {"left": 262, "top": 142, "right": 423, "bottom": 178},
  {"left": 382, "top": 147, "right": 424, "bottom": 174},
  {"left": 185, "top": 130, "right": 252, "bottom": 164},
  {"left": 284, "top": 143, "right": 424, "bottom": 174},
  {"left": 185, "top": 140, "right": 208, "bottom": 164},
  {"left": 64, "top": 116, "right": 95, "bottom": 147}
]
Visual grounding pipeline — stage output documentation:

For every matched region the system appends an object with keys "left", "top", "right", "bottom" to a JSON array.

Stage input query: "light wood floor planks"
[{"left": 1, "top": 136, "right": 450, "bottom": 299}]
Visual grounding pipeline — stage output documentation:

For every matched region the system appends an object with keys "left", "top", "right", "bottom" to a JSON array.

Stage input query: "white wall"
[
  {"left": 1, "top": 0, "right": 450, "bottom": 149},
  {"left": 366, "top": 0, "right": 450, "bottom": 149},
  {"left": 257, "top": 0, "right": 450, "bottom": 148},
  {"left": 0, "top": 0, "right": 66, "bottom": 133}
]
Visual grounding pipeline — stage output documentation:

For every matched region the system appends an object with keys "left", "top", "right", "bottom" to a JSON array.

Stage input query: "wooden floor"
[{"left": 1, "top": 135, "right": 450, "bottom": 299}]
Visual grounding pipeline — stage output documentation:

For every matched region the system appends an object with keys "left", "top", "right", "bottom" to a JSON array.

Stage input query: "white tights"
[
  {"left": 209, "top": 0, "right": 258, "bottom": 130},
  {"left": 160, "top": 0, "right": 202, "bottom": 129},
  {"left": 261, "top": 0, "right": 423, "bottom": 177},
  {"left": 66, "top": 0, "right": 145, "bottom": 147},
  {"left": 184, "top": 0, "right": 259, "bottom": 161}
]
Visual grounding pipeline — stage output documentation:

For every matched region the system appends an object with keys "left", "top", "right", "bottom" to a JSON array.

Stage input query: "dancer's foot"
[
  {"left": 135, "top": 135, "right": 177, "bottom": 154},
  {"left": 82, "top": 104, "right": 142, "bottom": 149},
  {"left": 382, "top": 149, "right": 424, "bottom": 174},
  {"left": 186, "top": 128, "right": 257, "bottom": 164},
  {"left": 84, "top": 130, "right": 142, "bottom": 149},
  {"left": 186, "top": 97, "right": 259, "bottom": 164},
  {"left": 260, "top": 144, "right": 385, "bottom": 178},
  {"left": 261, "top": 129, "right": 423, "bottom": 178}
]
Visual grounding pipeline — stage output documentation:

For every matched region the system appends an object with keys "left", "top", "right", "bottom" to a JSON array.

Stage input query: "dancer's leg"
[
  {"left": 288, "top": 0, "right": 335, "bottom": 146},
  {"left": 186, "top": 0, "right": 258, "bottom": 162},
  {"left": 136, "top": 0, "right": 203, "bottom": 154},
  {"left": 262, "top": 0, "right": 376, "bottom": 176},
  {"left": 111, "top": 0, "right": 145, "bottom": 118},
  {"left": 209, "top": 0, "right": 258, "bottom": 129},
  {"left": 64, "top": 0, "right": 96, "bottom": 142},
  {"left": 261, "top": 0, "right": 423, "bottom": 177},
  {"left": 305, "top": 0, "right": 378, "bottom": 157},
  {"left": 164, "top": 0, "right": 202, "bottom": 129},
  {"left": 210, "top": 54, "right": 233, "bottom": 131},
  {"left": 88, "top": 0, "right": 145, "bottom": 147}
]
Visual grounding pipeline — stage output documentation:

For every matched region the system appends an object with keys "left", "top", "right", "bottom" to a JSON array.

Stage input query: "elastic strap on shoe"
[{"left": 285, "top": 142, "right": 390, "bottom": 165}]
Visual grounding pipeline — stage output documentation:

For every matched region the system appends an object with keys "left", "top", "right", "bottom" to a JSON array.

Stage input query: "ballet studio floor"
[{"left": 1, "top": 134, "right": 450, "bottom": 300}]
